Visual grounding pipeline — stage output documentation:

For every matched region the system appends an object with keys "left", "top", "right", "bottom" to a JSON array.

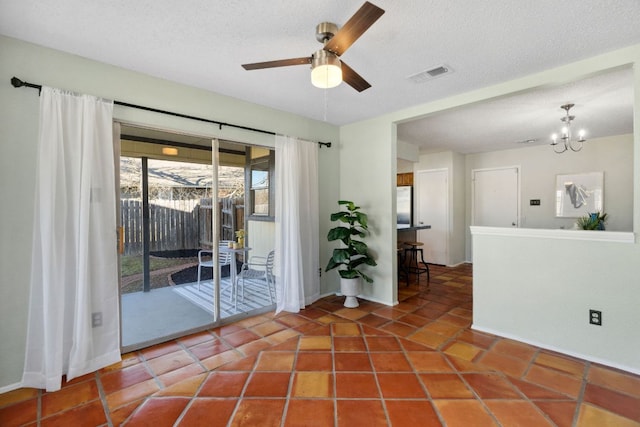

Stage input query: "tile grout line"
[
  {"left": 399, "top": 332, "right": 446, "bottom": 426},
  {"left": 224, "top": 327, "right": 272, "bottom": 427},
  {"left": 330, "top": 322, "right": 338, "bottom": 427},
  {"left": 36, "top": 388, "right": 42, "bottom": 427},
  {"left": 571, "top": 361, "right": 592, "bottom": 427},
  {"left": 363, "top": 322, "right": 394, "bottom": 426},
  {"left": 515, "top": 345, "right": 573, "bottom": 424},
  {"left": 94, "top": 371, "right": 114, "bottom": 427},
  {"left": 7, "top": 265, "right": 640, "bottom": 426},
  {"left": 278, "top": 334, "right": 301, "bottom": 427},
  {"left": 170, "top": 336, "right": 220, "bottom": 427}
]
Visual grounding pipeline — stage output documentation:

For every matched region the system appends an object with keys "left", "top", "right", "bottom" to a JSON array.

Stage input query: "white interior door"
[
  {"left": 416, "top": 169, "right": 449, "bottom": 265},
  {"left": 472, "top": 166, "right": 519, "bottom": 227}
]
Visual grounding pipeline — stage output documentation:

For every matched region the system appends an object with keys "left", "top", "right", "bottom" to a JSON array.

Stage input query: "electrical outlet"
[
  {"left": 92, "top": 312, "right": 103, "bottom": 328},
  {"left": 589, "top": 309, "right": 602, "bottom": 326},
  {"left": 530, "top": 199, "right": 541, "bottom": 206}
]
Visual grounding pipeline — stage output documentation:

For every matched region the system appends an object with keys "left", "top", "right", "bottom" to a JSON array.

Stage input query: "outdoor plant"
[{"left": 325, "top": 200, "right": 377, "bottom": 282}]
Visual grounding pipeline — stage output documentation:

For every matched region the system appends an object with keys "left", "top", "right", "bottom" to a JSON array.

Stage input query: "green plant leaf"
[
  {"left": 359, "top": 271, "right": 374, "bottom": 283},
  {"left": 325, "top": 257, "right": 340, "bottom": 272},
  {"left": 349, "top": 229, "right": 366, "bottom": 238},
  {"left": 349, "top": 256, "right": 375, "bottom": 269},
  {"left": 339, "top": 270, "right": 360, "bottom": 279},
  {"left": 351, "top": 240, "right": 369, "bottom": 254},
  {"left": 355, "top": 212, "right": 368, "bottom": 228},
  {"left": 330, "top": 212, "right": 350, "bottom": 222},
  {"left": 331, "top": 248, "right": 351, "bottom": 263},
  {"left": 338, "top": 200, "right": 357, "bottom": 211},
  {"left": 327, "top": 200, "right": 377, "bottom": 284},
  {"left": 327, "top": 227, "right": 351, "bottom": 241}
]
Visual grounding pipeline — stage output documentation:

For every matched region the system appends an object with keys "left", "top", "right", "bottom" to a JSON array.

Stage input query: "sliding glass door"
[
  {"left": 119, "top": 154, "right": 215, "bottom": 349},
  {"left": 118, "top": 126, "right": 276, "bottom": 351}
]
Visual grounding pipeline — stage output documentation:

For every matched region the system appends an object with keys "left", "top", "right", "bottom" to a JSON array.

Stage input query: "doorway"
[
  {"left": 472, "top": 166, "right": 520, "bottom": 227},
  {"left": 415, "top": 169, "right": 449, "bottom": 265}
]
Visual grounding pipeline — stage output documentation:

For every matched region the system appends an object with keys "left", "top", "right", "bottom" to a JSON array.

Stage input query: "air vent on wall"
[
  {"left": 515, "top": 138, "right": 538, "bottom": 145},
  {"left": 407, "top": 64, "right": 452, "bottom": 83}
]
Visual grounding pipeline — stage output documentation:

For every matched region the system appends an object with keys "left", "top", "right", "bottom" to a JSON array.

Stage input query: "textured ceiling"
[
  {"left": 1, "top": 0, "right": 639, "bottom": 152},
  {"left": 398, "top": 67, "right": 635, "bottom": 153}
]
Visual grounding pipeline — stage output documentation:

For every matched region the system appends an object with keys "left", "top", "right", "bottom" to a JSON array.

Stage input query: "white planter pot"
[{"left": 340, "top": 277, "right": 361, "bottom": 308}]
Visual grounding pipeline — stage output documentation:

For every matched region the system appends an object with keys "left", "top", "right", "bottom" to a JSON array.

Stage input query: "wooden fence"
[{"left": 121, "top": 197, "right": 244, "bottom": 255}]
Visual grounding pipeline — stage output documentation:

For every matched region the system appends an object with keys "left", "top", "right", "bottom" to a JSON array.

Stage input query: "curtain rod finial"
[{"left": 11, "top": 77, "right": 25, "bottom": 88}]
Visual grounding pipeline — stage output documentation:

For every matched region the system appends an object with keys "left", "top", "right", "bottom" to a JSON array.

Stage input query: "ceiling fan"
[{"left": 241, "top": 2, "right": 385, "bottom": 92}]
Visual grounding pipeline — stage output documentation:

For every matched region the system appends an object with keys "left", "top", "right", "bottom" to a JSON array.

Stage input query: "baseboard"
[
  {"left": 0, "top": 381, "right": 23, "bottom": 394},
  {"left": 445, "top": 261, "right": 469, "bottom": 268},
  {"left": 472, "top": 324, "right": 640, "bottom": 376},
  {"left": 351, "top": 293, "right": 395, "bottom": 307}
]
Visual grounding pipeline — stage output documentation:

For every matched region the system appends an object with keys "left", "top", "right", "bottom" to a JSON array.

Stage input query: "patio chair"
[
  {"left": 235, "top": 250, "right": 275, "bottom": 309},
  {"left": 197, "top": 241, "right": 233, "bottom": 291}
]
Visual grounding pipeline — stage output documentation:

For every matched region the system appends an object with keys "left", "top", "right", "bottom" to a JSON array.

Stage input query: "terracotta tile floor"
[{"left": 2, "top": 263, "right": 640, "bottom": 426}]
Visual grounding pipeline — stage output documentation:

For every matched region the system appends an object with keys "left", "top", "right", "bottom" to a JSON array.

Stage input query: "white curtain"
[
  {"left": 275, "top": 135, "right": 320, "bottom": 313},
  {"left": 22, "top": 87, "right": 121, "bottom": 392}
]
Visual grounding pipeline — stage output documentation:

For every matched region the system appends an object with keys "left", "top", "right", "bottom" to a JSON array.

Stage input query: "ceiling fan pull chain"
[{"left": 323, "top": 88, "right": 328, "bottom": 122}]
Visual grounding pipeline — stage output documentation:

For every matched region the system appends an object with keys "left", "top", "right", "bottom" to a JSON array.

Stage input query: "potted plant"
[
  {"left": 325, "top": 200, "right": 377, "bottom": 307},
  {"left": 576, "top": 211, "right": 607, "bottom": 230}
]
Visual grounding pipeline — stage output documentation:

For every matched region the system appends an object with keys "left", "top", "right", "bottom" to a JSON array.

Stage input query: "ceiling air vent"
[{"left": 407, "top": 65, "right": 452, "bottom": 83}]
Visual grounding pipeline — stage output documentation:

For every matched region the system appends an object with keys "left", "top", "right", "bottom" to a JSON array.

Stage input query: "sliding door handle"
[{"left": 118, "top": 226, "right": 124, "bottom": 254}]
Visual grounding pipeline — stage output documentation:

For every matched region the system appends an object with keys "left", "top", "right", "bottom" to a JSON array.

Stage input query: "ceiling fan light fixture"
[{"left": 311, "top": 50, "right": 342, "bottom": 89}]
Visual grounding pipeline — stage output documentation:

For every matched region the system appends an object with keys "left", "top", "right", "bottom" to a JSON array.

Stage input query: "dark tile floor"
[{"left": 1, "top": 264, "right": 639, "bottom": 426}]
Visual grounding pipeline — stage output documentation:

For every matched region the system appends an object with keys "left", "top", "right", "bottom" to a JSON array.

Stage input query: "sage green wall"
[
  {"left": 339, "top": 120, "right": 398, "bottom": 304},
  {"left": 0, "top": 35, "right": 339, "bottom": 390}
]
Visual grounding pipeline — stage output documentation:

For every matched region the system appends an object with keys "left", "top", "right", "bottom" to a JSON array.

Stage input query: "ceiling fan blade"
[
  {"left": 242, "top": 57, "right": 311, "bottom": 70},
  {"left": 324, "top": 2, "right": 385, "bottom": 56},
  {"left": 341, "top": 61, "right": 371, "bottom": 92}
]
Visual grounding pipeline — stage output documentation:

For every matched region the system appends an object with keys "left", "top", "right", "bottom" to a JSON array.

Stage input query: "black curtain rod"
[{"left": 10, "top": 77, "right": 332, "bottom": 148}]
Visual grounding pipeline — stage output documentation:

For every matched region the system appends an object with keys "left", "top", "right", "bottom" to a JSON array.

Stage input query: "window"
[{"left": 247, "top": 147, "right": 275, "bottom": 219}]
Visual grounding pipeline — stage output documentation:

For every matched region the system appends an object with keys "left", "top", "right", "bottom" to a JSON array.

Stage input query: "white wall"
[
  {"left": 465, "top": 134, "right": 633, "bottom": 259},
  {"left": 451, "top": 151, "right": 466, "bottom": 264},
  {"left": 396, "top": 158, "right": 414, "bottom": 174},
  {"left": 472, "top": 227, "right": 640, "bottom": 374},
  {"left": 0, "top": 35, "right": 339, "bottom": 390},
  {"left": 246, "top": 220, "right": 274, "bottom": 259},
  {"left": 397, "top": 139, "right": 419, "bottom": 162},
  {"left": 414, "top": 151, "right": 466, "bottom": 265}
]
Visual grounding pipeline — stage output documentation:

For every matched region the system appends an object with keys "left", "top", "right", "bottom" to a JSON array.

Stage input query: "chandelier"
[{"left": 551, "top": 103, "right": 586, "bottom": 153}]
